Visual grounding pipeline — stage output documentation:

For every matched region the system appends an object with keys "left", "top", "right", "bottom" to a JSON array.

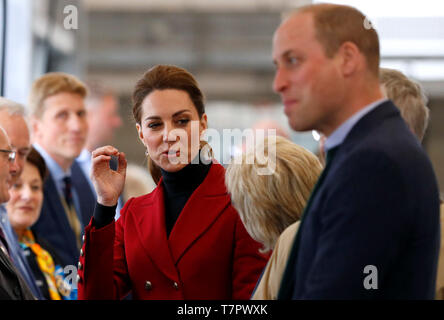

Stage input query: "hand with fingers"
[{"left": 91, "top": 145, "right": 127, "bottom": 207}]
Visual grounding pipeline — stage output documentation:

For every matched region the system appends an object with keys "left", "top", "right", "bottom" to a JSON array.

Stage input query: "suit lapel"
[
  {"left": 341, "top": 100, "right": 400, "bottom": 151},
  {"left": 168, "top": 163, "right": 230, "bottom": 264},
  {"left": 132, "top": 186, "right": 179, "bottom": 282}
]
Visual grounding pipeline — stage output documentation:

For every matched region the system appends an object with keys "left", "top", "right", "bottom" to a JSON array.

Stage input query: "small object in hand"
[{"left": 110, "top": 154, "right": 119, "bottom": 171}]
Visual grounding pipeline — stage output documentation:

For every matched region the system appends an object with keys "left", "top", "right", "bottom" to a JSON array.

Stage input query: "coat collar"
[
  {"left": 343, "top": 100, "right": 400, "bottom": 147},
  {"left": 131, "top": 162, "right": 230, "bottom": 281}
]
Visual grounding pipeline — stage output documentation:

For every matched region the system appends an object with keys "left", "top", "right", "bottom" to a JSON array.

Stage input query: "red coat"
[{"left": 77, "top": 163, "right": 268, "bottom": 300}]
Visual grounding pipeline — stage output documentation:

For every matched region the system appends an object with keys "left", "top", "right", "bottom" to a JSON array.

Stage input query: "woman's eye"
[
  {"left": 18, "top": 150, "right": 29, "bottom": 158},
  {"left": 177, "top": 119, "right": 190, "bottom": 125},
  {"left": 31, "top": 185, "right": 41, "bottom": 191},
  {"left": 148, "top": 122, "right": 161, "bottom": 129}
]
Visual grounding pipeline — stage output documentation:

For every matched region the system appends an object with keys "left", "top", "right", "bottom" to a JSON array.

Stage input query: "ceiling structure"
[{"left": 81, "top": 0, "right": 444, "bottom": 101}]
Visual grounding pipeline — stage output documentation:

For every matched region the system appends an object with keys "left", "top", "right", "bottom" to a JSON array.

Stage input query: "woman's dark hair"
[
  {"left": 132, "top": 65, "right": 206, "bottom": 184},
  {"left": 26, "top": 147, "right": 48, "bottom": 182}
]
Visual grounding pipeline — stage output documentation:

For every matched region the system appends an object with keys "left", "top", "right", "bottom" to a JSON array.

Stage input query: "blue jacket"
[
  {"left": 32, "top": 161, "right": 95, "bottom": 267},
  {"left": 280, "top": 101, "right": 440, "bottom": 299}
]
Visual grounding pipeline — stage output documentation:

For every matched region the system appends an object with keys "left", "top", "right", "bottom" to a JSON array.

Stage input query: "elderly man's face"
[
  {"left": 272, "top": 13, "right": 344, "bottom": 136},
  {"left": 0, "top": 130, "right": 13, "bottom": 203},
  {"left": 0, "top": 110, "right": 31, "bottom": 184}
]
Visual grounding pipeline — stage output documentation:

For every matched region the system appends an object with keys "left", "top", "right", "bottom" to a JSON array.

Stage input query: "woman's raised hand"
[{"left": 91, "top": 146, "right": 127, "bottom": 206}]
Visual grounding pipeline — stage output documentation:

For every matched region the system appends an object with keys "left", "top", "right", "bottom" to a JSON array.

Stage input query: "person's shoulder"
[
  {"left": 277, "top": 222, "right": 300, "bottom": 248},
  {"left": 281, "top": 221, "right": 300, "bottom": 239},
  {"left": 124, "top": 188, "right": 158, "bottom": 208},
  {"left": 117, "top": 190, "right": 158, "bottom": 225}
]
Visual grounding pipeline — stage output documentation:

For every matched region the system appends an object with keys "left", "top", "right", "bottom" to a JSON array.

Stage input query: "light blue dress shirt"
[{"left": 324, "top": 99, "right": 388, "bottom": 153}]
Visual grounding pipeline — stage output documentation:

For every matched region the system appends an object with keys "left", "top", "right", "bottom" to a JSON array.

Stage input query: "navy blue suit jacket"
[
  {"left": 281, "top": 101, "right": 440, "bottom": 299},
  {"left": 32, "top": 161, "right": 95, "bottom": 267}
]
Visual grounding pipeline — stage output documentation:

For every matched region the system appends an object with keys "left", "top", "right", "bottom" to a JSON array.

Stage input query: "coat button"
[
  {"left": 80, "top": 248, "right": 84, "bottom": 257},
  {"left": 76, "top": 274, "right": 82, "bottom": 284},
  {"left": 173, "top": 282, "right": 179, "bottom": 290},
  {"left": 78, "top": 261, "right": 82, "bottom": 270},
  {"left": 145, "top": 281, "right": 152, "bottom": 291},
  {"left": 82, "top": 235, "right": 86, "bottom": 242}
]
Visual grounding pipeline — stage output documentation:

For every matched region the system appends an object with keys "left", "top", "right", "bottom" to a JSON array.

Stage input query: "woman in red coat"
[{"left": 77, "top": 65, "right": 268, "bottom": 300}]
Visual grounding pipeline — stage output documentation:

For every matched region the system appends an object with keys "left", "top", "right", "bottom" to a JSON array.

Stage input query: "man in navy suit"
[
  {"left": 29, "top": 72, "right": 95, "bottom": 267},
  {"left": 273, "top": 4, "right": 440, "bottom": 299}
]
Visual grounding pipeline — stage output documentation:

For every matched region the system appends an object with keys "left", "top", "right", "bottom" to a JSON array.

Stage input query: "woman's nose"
[
  {"left": 21, "top": 185, "right": 32, "bottom": 200},
  {"left": 162, "top": 124, "right": 180, "bottom": 143}
]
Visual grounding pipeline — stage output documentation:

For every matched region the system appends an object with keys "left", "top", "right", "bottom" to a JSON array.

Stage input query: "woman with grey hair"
[{"left": 226, "top": 135, "right": 322, "bottom": 299}]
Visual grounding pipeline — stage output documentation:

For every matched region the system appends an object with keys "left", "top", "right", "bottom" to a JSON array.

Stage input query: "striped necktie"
[{"left": 277, "top": 145, "right": 340, "bottom": 299}]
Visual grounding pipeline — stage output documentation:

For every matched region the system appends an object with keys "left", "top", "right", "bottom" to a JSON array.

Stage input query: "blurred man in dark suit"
[
  {"left": 273, "top": 4, "right": 440, "bottom": 299},
  {"left": 29, "top": 72, "right": 95, "bottom": 267}
]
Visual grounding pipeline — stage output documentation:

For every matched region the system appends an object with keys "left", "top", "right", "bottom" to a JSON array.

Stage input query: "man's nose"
[
  {"left": 69, "top": 114, "right": 86, "bottom": 131},
  {"left": 9, "top": 158, "right": 18, "bottom": 175},
  {"left": 273, "top": 67, "right": 288, "bottom": 93}
]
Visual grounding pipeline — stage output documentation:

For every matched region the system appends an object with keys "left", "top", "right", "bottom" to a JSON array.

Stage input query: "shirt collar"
[
  {"left": 324, "top": 98, "right": 388, "bottom": 152},
  {"left": 32, "top": 143, "right": 72, "bottom": 181},
  {"left": 77, "top": 148, "right": 91, "bottom": 163}
]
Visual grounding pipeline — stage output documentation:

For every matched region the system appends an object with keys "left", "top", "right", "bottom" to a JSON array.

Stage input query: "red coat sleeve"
[
  {"left": 231, "top": 209, "right": 270, "bottom": 299},
  {"left": 77, "top": 198, "right": 134, "bottom": 300}
]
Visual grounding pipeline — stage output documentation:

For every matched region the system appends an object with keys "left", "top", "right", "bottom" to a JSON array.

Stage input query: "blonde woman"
[{"left": 226, "top": 136, "right": 322, "bottom": 299}]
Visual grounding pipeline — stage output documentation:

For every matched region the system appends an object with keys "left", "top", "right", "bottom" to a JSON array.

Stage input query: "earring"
[{"left": 145, "top": 150, "right": 149, "bottom": 157}]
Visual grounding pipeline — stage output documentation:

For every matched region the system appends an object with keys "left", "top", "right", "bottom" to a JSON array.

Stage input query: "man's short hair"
[
  {"left": 296, "top": 4, "right": 380, "bottom": 76},
  {"left": 28, "top": 72, "right": 87, "bottom": 117},
  {"left": 84, "top": 80, "right": 115, "bottom": 111},
  {"left": 0, "top": 97, "right": 27, "bottom": 117},
  {"left": 225, "top": 136, "right": 322, "bottom": 252},
  {"left": 380, "top": 68, "right": 429, "bottom": 141}
]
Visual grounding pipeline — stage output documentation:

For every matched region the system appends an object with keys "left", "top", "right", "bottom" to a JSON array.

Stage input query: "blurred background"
[{"left": 1, "top": 0, "right": 444, "bottom": 190}]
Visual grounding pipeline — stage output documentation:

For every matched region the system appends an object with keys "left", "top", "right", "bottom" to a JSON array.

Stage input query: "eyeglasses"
[{"left": 0, "top": 149, "right": 17, "bottom": 163}]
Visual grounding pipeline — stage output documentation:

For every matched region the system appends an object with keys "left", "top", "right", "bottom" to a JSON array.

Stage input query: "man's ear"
[
  {"left": 30, "top": 116, "right": 41, "bottom": 141},
  {"left": 338, "top": 41, "right": 361, "bottom": 77}
]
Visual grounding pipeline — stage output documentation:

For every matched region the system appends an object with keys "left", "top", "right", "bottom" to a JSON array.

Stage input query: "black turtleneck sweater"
[
  {"left": 161, "top": 157, "right": 212, "bottom": 237},
  {"left": 93, "top": 153, "right": 212, "bottom": 233}
]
